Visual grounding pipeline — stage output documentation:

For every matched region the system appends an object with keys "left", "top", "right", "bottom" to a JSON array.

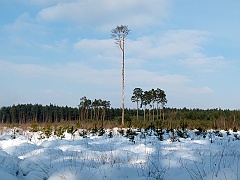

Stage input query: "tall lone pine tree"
[{"left": 111, "top": 25, "right": 130, "bottom": 125}]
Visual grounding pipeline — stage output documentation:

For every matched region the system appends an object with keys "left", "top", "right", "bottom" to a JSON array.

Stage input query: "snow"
[{"left": 0, "top": 128, "right": 240, "bottom": 179}]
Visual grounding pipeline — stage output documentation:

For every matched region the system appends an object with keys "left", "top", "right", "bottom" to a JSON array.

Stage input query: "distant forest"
[{"left": 0, "top": 103, "right": 240, "bottom": 130}]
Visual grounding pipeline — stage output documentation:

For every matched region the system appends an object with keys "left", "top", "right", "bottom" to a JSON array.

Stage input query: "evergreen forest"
[
  {"left": 0, "top": 88, "right": 239, "bottom": 130},
  {"left": 0, "top": 103, "right": 240, "bottom": 131}
]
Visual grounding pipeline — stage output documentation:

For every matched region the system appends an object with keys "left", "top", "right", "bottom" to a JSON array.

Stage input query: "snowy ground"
[{"left": 0, "top": 127, "right": 240, "bottom": 180}]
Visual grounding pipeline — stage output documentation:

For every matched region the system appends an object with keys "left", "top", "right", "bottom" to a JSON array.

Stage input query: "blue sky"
[{"left": 0, "top": 0, "right": 240, "bottom": 109}]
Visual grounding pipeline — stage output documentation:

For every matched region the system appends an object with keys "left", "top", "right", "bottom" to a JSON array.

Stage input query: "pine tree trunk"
[
  {"left": 152, "top": 102, "right": 154, "bottom": 122},
  {"left": 144, "top": 106, "right": 146, "bottom": 122},
  {"left": 121, "top": 40, "right": 125, "bottom": 125},
  {"left": 136, "top": 101, "right": 139, "bottom": 121},
  {"left": 91, "top": 108, "right": 93, "bottom": 120},
  {"left": 233, "top": 114, "right": 236, "bottom": 127},
  {"left": 163, "top": 109, "right": 165, "bottom": 122}
]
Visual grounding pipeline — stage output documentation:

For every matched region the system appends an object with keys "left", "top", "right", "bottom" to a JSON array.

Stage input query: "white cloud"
[
  {"left": 126, "top": 70, "right": 190, "bottom": 86},
  {"left": 0, "top": 60, "right": 49, "bottom": 77},
  {"left": 126, "top": 69, "right": 213, "bottom": 94},
  {"left": 72, "top": 29, "right": 227, "bottom": 74},
  {"left": 128, "top": 30, "right": 209, "bottom": 59},
  {"left": 2, "top": 13, "right": 50, "bottom": 49},
  {"left": 0, "top": 60, "right": 119, "bottom": 86},
  {"left": 3, "top": 13, "right": 48, "bottom": 36},
  {"left": 74, "top": 39, "right": 118, "bottom": 56},
  {"left": 19, "top": 0, "right": 69, "bottom": 6},
  {"left": 40, "top": 39, "right": 69, "bottom": 52},
  {"left": 73, "top": 29, "right": 209, "bottom": 60},
  {"left": 54, "top": 62, "right": 120, "bottom": 86},
  {"left": 0, "top": 59, "right": 193, "bottom": 94},
  {"left": 180, "top": 55, "right": 227, "bottom": 72},
  {"left": 37, "top": 0, "right": 170, "bottom": 31},
  {"left": 183, "top": 86, "right": 213, "bottom": 94}
]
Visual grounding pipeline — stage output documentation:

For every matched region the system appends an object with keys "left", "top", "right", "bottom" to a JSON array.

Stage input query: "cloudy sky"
[{"left": 0, "top": 0, "right": 239, "bottom": 109}]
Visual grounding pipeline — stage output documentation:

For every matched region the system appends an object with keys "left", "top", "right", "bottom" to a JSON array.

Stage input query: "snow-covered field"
[{"left": 0, "top": 127, "right": 240, "bottom": 180}]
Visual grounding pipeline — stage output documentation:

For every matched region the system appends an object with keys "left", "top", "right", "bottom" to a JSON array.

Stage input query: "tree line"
[
  {"left": 0, "top": 101, "right": 124, "bottom": 124},
  {"left": 78, "top": 96, "right": 111, "bottom": 124},
  {"left": 0, "top": 93, "right": 240, "bottom": 130},
  {"left": 0, "top": 104, "right": 80, "bottom": 124},
  {"left": 131, "top": 88, "right": 167, "bottom": 122},
  {"left": 0, "top": 104, "right": 239, "bottom": 129}
]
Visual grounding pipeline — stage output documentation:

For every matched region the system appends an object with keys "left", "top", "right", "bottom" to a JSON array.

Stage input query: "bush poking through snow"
[
  {"left": 234, "top": 134, "right": 240, "bottom": 140},
  {"left": 29, "top": 122, "right": 39, "bottom": 132},
  {"left": 176, "top": 130, "right": 189, "bottom": 139},
  {"left": 233, "top": 127, "right": 238, "bottom": 132},
  {"left": 214, "top": 130, "right": 223, "bottom": 137},
  {"left": 126, "top": 129, "right": 137, "bottom": 137},
  {"left": 98, "top": 127, "right": 105, "bottom": 136},
  {"left": 169, "top": 129, "right": 180, "bottom": 142},
  {"left": 54, "top": 126, "right": 65, "bottom": 139},
  {"left": 79, "top": 129, "right": 87, "bottom": 138},
  {"left": 90, "top": 124, "right": 98, "bottom": 135},
  {"left": 155, "top": 128, "right": 164, "bottom": 141},
  {"left": 67, "top": 126, "right": 77, "bottom": 140},
  {"left": 11, "top": 128, "right": 16, "bottom": 139},
  {"left": 108, "top": 131, "right": 113, "bottom": 138},
  {"left": 42, "top": 124, "right": 52, "bottom": 139},
  {"left": 118, "top": 128, "right": 124, "bottom": 136}
]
